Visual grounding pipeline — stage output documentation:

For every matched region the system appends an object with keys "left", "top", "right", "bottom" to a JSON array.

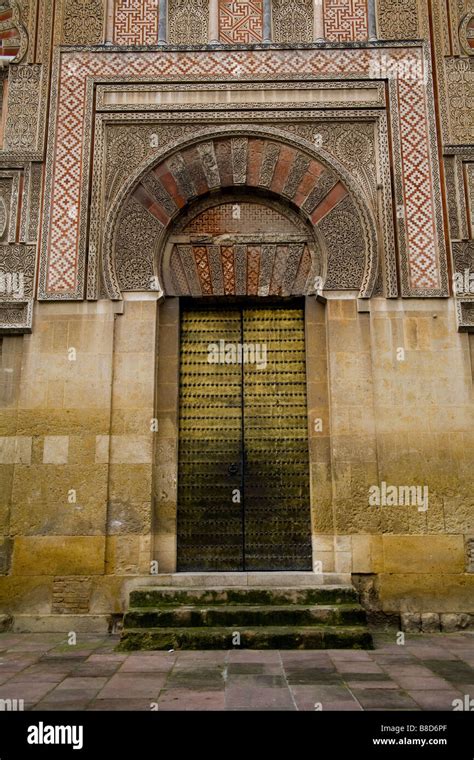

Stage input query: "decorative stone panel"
[
  {"left": 114, "top": 0, "right": 159, "bottom": 45},
  {"left": 168, "top": 0, "right": 209, "bottom": 44},
  {"left": 272, "top": 0, "right": 313, "bottom": 43},
  {"left": 323, "top": 0, "right": 368, "bottom": 41}
]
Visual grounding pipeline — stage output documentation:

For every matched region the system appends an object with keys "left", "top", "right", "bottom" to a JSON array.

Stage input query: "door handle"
[{"left": 228, "top": 463, "right": 238, "bottom": 475}]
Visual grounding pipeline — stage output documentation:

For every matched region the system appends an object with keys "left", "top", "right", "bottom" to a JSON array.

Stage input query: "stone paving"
[{"left": 0, "top": 631, "right": 472, "bottom": 711}]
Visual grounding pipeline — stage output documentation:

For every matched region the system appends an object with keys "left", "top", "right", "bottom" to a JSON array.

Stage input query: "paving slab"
[{"left": 0, "top": 631, "right": 471, "bottom": 711}]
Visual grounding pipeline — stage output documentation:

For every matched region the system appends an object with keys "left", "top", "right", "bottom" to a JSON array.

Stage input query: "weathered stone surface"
[
  {"left": 12, "top": 536, "right": 106, "bottom": 575},
  {"left": 420, "top": 612, "right": 440, "bottom": 633},
  {"left": 378, "top": 574, "right": 474, "bottom": 613},
  {"left": 382, "top": 536, "right": 465, "bottom": 574},
  {"left": 119, "top": 626, "right": 373, "bottom": 651},
  {"left": 401, "top": 612, "right": 421, "bottom": 632},
  {"left": 119, "top": 583, "right": 371, "bottom": 650},
  {"left": 440, "top": 612, "right": 472, "bottom": 632},
  {"left": 0, "top": 613, "right": 12, "bottom": 631}
]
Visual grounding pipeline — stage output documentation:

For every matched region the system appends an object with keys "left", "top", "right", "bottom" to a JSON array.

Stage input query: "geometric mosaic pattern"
[
  {"left": 218, "top": 0, "right": 263, "bottom": 43},
  {"left": 170, "top": 242, "right": 312, "bottom": 297},
  {"left": 41, "top": 46, "right": 442, "bottom": 296},
  {"left": 323, "top": 0, "right": 368, "bottom": 41},
  {"left": 399, "top": 112, "right": 436, "bottom": 283},
  {"left": 114, "top": 0, "right": 159, "bottom": 45},
  {"left": 388, "top": 50, "right": 439, "bottom": 288}
]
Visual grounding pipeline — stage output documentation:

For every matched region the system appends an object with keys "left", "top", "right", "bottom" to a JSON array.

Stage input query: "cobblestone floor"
[{"left": 0, "top": 632, "right": 472, "bottom": 711}]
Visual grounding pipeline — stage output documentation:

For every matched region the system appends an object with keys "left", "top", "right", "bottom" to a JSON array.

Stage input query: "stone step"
[
  {"left": 119, "top": 625, "right": 373, "bottom": 651},
  {"left": 129, "top": 572, "right": 352, "bottom": 588},
  {"left": 124, "top": 603, "right": 366, "bottom": 629},
  {"left": 129, "top": 586, "right": 358, "bottom": 608}
]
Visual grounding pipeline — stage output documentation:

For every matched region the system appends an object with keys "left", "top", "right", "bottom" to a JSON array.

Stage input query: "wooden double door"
[{"left": 177, "top": 301, "right": 312, "bottom": 571}]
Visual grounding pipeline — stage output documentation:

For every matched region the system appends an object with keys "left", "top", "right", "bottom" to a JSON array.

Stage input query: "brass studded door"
[{"left": 177, "top": 302, "right": 312, "bottom": 571}]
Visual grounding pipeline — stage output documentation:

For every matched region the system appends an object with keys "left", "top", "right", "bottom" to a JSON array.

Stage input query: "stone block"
[
  {"left": 0, "top": 576, "right": 52, "bottom": 613},
  {"left": 16, "top": 409, "right": 111, "bottom": 436},
  {"left": 109, "top": 464, "right": 152, "bottom": 503},
  {"left": 334, "top": 535, "right": 351, "bottom": 552},
  {"left": 421, "top": 612, "right": 440, "bottom": 632},
  {"left": 0, "top": 537, "right": 13, "bottom": 574},
  {"left": 312, "top": 535, "right": 334, "bottom": 552},
  {"left": 43, "top": 435, "right": 69, "bottom": 464},
  {"left": 400, "top": 612, "right": 421, "bottom": 632},
  {"left": 0, "top": 436, "right": 32, "bottom": 464},
  {"left": 11, "top": 464, "right": 108, "bottom": 512},
  {"left": 110, "top": 436, "right": 153, "bottom": 465},
  {"left": 382, "top": 535, "right": 465, "bottom": 573},
  {"left": 440, "top": 613, "right": 472, "bottom": 632},
  {"left": 107, "top": 500, "right": 152, "bottom": 535},
  {"left": 67, "top": 435, "right": 96, "bottom": 464},
  {"left": 334, "top": 551, "right": 351, "bottom": 573},
  {"left": 313, "top": 551, "right": 335, "bottom": 573},
  {"left": 378, "top": 573, "right": 474, "bottom": 613},
  {"left": 107, "top": 535, "right": 150, "bottom": 575},
  {"left": 12, "top": 536, "right": 106, "bottom": 575}
]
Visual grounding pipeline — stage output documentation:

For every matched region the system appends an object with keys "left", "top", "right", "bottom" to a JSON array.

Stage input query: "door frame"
[{"left": 152, "top": 295, "right": 331, "bottom": 574}]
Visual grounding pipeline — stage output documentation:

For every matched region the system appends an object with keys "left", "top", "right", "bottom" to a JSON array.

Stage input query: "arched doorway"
[{"left": 103, "top": 130, "right": 378, "bottom": 573}]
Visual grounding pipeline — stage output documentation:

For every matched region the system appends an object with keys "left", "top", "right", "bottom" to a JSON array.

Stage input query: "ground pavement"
[{"left": 0, "top": 631, "right": 472, "bottom": 711}]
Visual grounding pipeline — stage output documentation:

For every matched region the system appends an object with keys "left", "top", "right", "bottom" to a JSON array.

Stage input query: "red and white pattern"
[
  {"left": 114, "top": 0, "right": 159, "bottom": 45},
  {"left": 323, "top": 0, "right": 368, "bottom": 42},
  {"left": 43, "top": 47, "right": 440, "bottom": 295},
  {"left": 382, "top": 50, "right": 439, "bottom": 288},
  {"left": 218, "top": 0, "right": 263, "bottom": 43}
]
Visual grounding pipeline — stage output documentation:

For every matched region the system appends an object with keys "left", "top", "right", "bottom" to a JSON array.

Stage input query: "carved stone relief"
[
  {"left": 0, "top": 243, "right": 35, "bottom": 297},
  {"left": 0, "top": 243, "right": 36, "bottom": 332},
  {"left": 25, "top": 162, "right": 42, "bottom": 243},
  {"left": 445, "top": 58, "right": 474, "bottom": 144},
  {"left": 283, "top": 121, "right": 378, "bottom": 207},
  {"left": 376, "top": 0, "right": 419, "bottom": 39},
  {"left": 0, "top": 0, "right": 28, "bottom": 63},
  {"left": 0, "top": 179, "right": 12, "bottom": 243},
  {"left": 105, "top": 124, "right": 203, "bottom": 204},
  {"left": 114, "top": 196, "right": 163, "bottom": 291},
  {"left": 459, "top": 11, "right": 474, "bottom": 56},
  {"left": 62, "top": 0, "right": 104, "bottom": 44},
  {"left": 3, "top": 64, "right": 42, "bottom": 152},
  {"left": 443, "top": 147, "right": 474, "bottom": 244},
  {"left": 466, "top": 162, "right": 474, "bottom": 233},
  {"left": 444, "top": 155, "right": 463, "bottom": 240},
  {"left": 272, "top": 0, "right": 313, "bottom": 43},
  {"left": 319, "top": 194, "right": 368, "bottom": 289},
  {"left": 168, "top": 0, "right": 208, "bottom": 44},
  {"left": 103, "top": 131, "right": 379, "bottom": 300}
]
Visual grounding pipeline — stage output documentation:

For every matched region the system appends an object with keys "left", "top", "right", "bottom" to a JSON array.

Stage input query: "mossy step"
[
  {"left": 118, "top": 625, "right": 373, "bottom": 651},
  {"left": 124, "top": 603, "right": 366, "bottom": 629},
  {"left": 130, "top": 586, "right": 358, "bottom": 608}
]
